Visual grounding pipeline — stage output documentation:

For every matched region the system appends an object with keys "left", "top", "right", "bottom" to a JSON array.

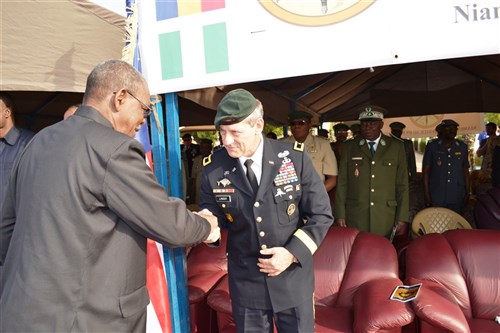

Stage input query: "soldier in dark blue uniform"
[
  {"left": 200, "top": 89, "right": 333, "bottom": 333},
  {"left": 423, "top": 119, "right": 470, "bottom": 214}
]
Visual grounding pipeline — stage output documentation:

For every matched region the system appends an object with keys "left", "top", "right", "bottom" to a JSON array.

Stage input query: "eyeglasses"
[
  {"left": 289, "top": 120, "right": 308, "bottom": 126},
  {"left": 114, "top": 90, "right": 153, "bottom": 117},
  {"left": 127, "top": 90, "right": 154, "bottom": 117}
]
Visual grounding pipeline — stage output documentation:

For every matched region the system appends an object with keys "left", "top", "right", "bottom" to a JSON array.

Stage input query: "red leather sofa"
[
  {"left": 405, "top": 229, "right": 500, "bottom": 333},
  {"left": 207, "top": 227, "right": 414, "bottom": 332},
  {"left": 474, "top": 186, "right": 500, "bottom": 230},
  {"left": 187, "top": 230, "right": 228, "bottom": 333}
]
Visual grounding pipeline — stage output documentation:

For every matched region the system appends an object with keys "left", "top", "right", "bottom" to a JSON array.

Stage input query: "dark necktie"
[
  {"left": 244, "top": 159, "right": 259, "bottom": 194},
  {"left": 368, "top": 141, "right": 376, "bottom": 156}
]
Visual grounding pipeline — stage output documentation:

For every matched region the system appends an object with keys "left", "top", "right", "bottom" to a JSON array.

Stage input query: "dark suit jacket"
[
  {"left": 200, "top": 137, "right": 333, "bottom": 312},
  {"left": 336, "top": 134, "right": 410, "bottom": 237},
  {"left": 0, "top": 106, "right": 210, "bottom": 332}
]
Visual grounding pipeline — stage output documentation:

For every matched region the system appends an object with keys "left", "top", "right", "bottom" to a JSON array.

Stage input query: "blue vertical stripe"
[{"left": 156, "top": 0, "right": 179, "bottom": 20}]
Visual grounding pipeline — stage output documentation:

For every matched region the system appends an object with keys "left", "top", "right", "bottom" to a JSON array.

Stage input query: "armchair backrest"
[
  {"left": 406, "top": 229, "right": 500, "bottom": 320},
  {"left": 313, "top": 227, "right": 399, "bottom": 308},
  {"left": 474, "top": 187, "right": 500, "bottom": 230},
  {"left": 411, "top": 207, "right": 472, "bottom": 238},
  {"left": 187, "top": 229, "right": 228, "bottom": 276}
]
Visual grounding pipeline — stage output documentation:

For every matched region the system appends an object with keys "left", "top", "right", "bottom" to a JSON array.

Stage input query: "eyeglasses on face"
[
  {"left": 114, "top": 90, "right": 153, "bottom": 117},
  {"left": 289, "top": 120, "right": 308, "bottom": 126}
]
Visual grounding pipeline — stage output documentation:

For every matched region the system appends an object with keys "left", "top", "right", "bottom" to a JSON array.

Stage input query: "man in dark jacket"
[{"left": 0, "top": 60, "right": 219, "bottom": 332}]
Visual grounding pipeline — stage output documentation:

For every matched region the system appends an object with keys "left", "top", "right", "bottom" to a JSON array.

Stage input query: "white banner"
[
  {"left": 381, "top": 113, "right": 485, "bottom": 138},
  {"left": 138, "top": 0, "right": 500, "bottom": 94}
]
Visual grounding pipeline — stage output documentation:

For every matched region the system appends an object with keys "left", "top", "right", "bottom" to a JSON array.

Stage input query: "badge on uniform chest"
[{"left": 274, "top": 150, "right": 298, "bottom": 186}]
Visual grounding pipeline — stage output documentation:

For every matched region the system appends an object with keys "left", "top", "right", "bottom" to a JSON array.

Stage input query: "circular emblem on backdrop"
[
  {"left": 410, "top": 115, "right": 443, "bottom": 129},
  {"left": 258, "top": 0, "right": 376, "bottom": 26}
]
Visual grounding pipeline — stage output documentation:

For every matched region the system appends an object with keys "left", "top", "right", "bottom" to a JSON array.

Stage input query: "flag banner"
[
  {"left": 136, "top": 121, "right": 172, "bottom": 333},
  {"left": 138, "top": 0, "right": 500, "bottom": 94},
  {"left": 382, "top": 113, "right": 484, "bottom": 138},
  {"left": 136, "top": 121, "right": 154, "bottom": 169}
]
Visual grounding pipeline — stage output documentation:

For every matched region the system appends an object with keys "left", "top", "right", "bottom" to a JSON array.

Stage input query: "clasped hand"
[
  {"left": 194, "top": 209, "right": 220, "bottom": 243},
  {"left": 257, "top": 247, "right": 296, "bottom": 277}
]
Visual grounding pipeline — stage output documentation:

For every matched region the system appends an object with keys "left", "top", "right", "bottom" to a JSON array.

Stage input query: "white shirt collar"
[{"left": 239, "top": 134, "right": 264, "bottom": 183}]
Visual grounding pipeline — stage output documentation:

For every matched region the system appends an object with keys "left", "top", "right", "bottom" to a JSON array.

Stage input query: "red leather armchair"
[
  {"left": 405, "top": 229, "right": 500, "bottom": 333},
  {"left": 207, "top": 227, "right": 414, "bottom": 332},
  {"left": 187, "top": 230, "right": 228, "bottom": 333},
  {"left": 474, "top": 187, "right": 500, "bottom": 230}
]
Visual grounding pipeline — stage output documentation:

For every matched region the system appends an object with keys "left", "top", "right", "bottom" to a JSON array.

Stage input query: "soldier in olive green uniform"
[{"left": 336, "top": 107, "right": 410, "bottom": 238}]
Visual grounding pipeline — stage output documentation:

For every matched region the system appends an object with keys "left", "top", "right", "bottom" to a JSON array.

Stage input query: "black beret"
[
  {"left": 389, "top": 121, "right": 406, "bottom": 130},
  {"left": 288, "top": 111, "right": 313, "bottom": 121},
  {"left": 350, "top": 123, "right": 361, "bottom": 131},
  {"left": 441, "top": 119, "right": 459, "bottom": 127},
  {"left": 333, "top": 123, "right": 349, "bottom": 132},
  {"left": 215, "top": 89, "right": 257, "bottom": 127}
]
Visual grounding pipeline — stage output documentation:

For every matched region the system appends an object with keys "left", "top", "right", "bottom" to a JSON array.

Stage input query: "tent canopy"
[
  {"left": 2, "top": 0, "right": 498, "bottom": 132},
  {"left": 180, "top": 54, "right": 500, "bottom": 125},
  {"left": 1, "top": 0, "right": 125, "bottom": 131}
]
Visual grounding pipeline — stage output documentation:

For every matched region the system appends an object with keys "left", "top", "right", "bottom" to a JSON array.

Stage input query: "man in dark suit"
[
  {"left": 181, "top": 132, "right": 200, "bottom": 178},
  {"left": 389, "top": 121, "right": 417, "bottom": 186},
  {"left": 200, "top": 89, "right": 333, "bottom": 332},
  {"left": 330, "top": 123, "right": 349, "bottom": 161},
  {"left": 0, "top": 60, "right": 219, "bottom": 332},
  {"left": 336, "top": 106, "right": 410, "bottom": 239}
]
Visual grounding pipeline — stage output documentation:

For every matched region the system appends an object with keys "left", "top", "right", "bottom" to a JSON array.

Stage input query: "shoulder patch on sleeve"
[
  {"left": 293, "top": 141, "right": 304, "bottom": 152},
  {"left": 203, "top": 155, "right": 212, "bottom": 166}
]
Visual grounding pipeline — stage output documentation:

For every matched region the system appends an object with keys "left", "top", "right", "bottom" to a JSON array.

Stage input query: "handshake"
[{"left": 194, "top": 209, "right": 221, "bottom": 244}]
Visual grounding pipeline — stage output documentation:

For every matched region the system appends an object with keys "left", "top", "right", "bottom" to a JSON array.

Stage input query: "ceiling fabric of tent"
[{"left": 1, "top": 0, "right": 498, "bottom": 131}]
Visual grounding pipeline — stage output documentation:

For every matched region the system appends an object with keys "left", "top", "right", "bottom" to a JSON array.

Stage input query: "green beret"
[
  {"left": 333, "top": 123, "right": 349, "bottom": 132},
  {"left": 441, "top": 119, "right": 459, "bottom": 127},
  {"left": 215, "top": 89, "right": 257, "bottom": 127},
  {"left": 288, "top": 111, "right": 312, "bottom": 121},
  {"left": 358, "top": 105, "right": 385, "bottom": 120},
  {"left": 350, "top": 123, "right": 361, "bottom": 131},
  {"left": 389, "top": 121, "right": 406, "bottom": 130}
]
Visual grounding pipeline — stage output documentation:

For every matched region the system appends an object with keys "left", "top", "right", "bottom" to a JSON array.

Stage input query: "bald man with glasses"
[{"left": 0, "top": 60, "right": 220, "bottom": 333}]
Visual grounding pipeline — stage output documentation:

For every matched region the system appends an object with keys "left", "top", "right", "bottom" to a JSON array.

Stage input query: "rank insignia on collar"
[
  {"left": 217, "top": 178, "right": 232, "bottom": 187},
  {"left": 359, "top": 139, "right": 366, "bottom": 146},
  {"left": 203, "top": 154, "right": 212, "bottom": 166},
  {"left": 380, "top": 139, "right": 386, "bottom": 146},
  {"left": 293, "top": 142, "right": 304, "bottom": 152}
]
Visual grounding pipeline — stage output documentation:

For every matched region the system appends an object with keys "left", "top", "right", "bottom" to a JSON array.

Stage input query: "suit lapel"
[
  {"left": 374, "top": 135, "right": 390, "bottom": 159},
  {"left": 357, "top": 138, "right": 373, "bottom": 159},
  {"left": 257, "top": 139, "right": 281, "bottom": 198},
  {"left": 224, "top": 158, "right": 254, "bottom": 197}
]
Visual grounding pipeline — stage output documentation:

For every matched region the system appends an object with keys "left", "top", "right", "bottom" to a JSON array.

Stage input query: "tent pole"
[{"left": 162, "top": 92, "right": 191, "bottom": 333}]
